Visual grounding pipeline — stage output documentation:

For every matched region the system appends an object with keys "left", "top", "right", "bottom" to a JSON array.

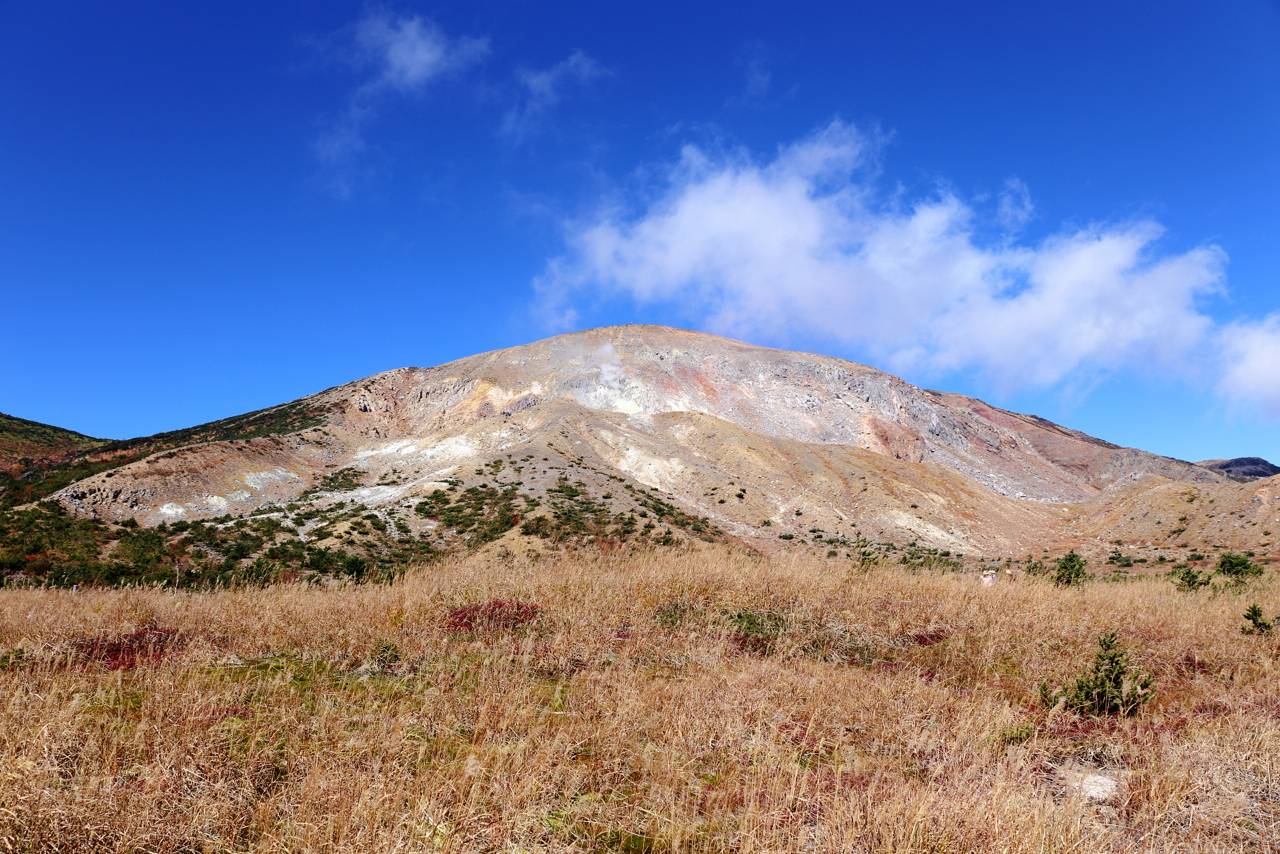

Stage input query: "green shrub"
[
  {"left": 1217, "top": 552, "right": 1261, "bottom": 582},
  {"left": 1106, "top": 549, "right": 1134, "bottom": 568},
  {"left": 726, "top": 609, "right": 786, "bottom": 654},
  {"left": 997, "top": 721, "right": 1035, "bottom": 746},
  {"left": 1241, "top": 603, "right": 1275, "bottom": 635},
  {"left": 1039, "top": 632, "right": 1153, "bottom": 717},
  {"left": 115, "top": 527, "right": 169, "bottom": 570},
  {"left": 519, "top": 515, "right": 554, "bottom": 538},
  {"left": 654, "top": 600, "right": 696, "bottom": 628},
  {"left": 1053, "top": 551, "right": 1087, "bottom": 587},
  {"left": 1169, "top": 564, "right": 1211, "bottom": 592}
]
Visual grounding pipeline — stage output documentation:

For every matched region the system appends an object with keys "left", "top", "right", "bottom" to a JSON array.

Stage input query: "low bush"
[
  {"left": 1241, "top": 603, "right": 1275, "bottom": 635},
  {"left": 1216, "top": 552, "right": 1261, "bottom": 582},
  {"left": 1053, "top": 551, "right": 1087, "bottom": 587},
  {"left": 1040, "top": 632, "right": 1153, "bottom": 717},
  {"left": 1169, "top": 564, "right": 1211, "bottom": 592},
  {"left": 726, "top": 609, "right": 786, "bottom": 655},
  {"left": 997, "top": 721, "right": 1036, "bottom": 746}
]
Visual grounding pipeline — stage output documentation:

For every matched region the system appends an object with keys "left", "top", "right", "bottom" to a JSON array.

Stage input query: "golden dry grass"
[{"left": 1, "top": 547, "right": 1277, "bottom": 852}]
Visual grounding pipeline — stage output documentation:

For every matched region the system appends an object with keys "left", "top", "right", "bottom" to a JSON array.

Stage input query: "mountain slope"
[
  {"left": 0, "top": 413, "right": 102, "bottom": 467},
  {"left": 40, "top": 326, "right": 1248, "bottom": 560},
  {"left": 0, "top": 413, "right": 106, "bottom": 506}
]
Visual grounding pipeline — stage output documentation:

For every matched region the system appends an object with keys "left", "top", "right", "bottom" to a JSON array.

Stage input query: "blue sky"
[{"left": 3, "top": 1, "right": 1278, "bottom": 463}]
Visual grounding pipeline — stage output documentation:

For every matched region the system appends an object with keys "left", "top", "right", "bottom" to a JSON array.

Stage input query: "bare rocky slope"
[{"left": 37, "top": 325, "right": 1278, "bottom": 562}]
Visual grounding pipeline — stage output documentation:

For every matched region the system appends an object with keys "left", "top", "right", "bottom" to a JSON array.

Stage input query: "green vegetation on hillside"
[
  {"left": 0, "top": 400, "right": 334, "bottom": 510},
  {"left": 0, "top": 412, "right": 102, "bottom": 458},
  {"left": 0, "top": 413, "right": 107, "bottom": 507},
  {"left": 0, "top": 501, "right": 395, "bottom": 588},
  {"left": 0, "top": 465, "right": 731, "bottom": 589}
]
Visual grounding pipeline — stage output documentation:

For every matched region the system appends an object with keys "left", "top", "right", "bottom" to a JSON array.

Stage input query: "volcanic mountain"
[{"left": 25, "top": 325, "right": 1275, "bottom": 562}]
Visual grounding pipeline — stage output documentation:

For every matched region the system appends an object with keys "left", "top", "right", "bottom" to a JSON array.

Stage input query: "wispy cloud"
[
  {"left": 501, "top": 50, "right": 606, "bottom": 143},
  {"left": 1219, "top": 315, "right": 1280, "bottom": 415},
  {"left": 996, "top": 177, "right": 1034, "bottom": 233},
  {"left": 727, "top": 43, "right": 773, "bottom": 107},
  {"left": 313, "top": 9, "right": 488, "bottom": 196},
  {"left": 353, "top": 10, "right": 488, "bottom": 93},
  {"left": 536, "top": 120, "right": 1258, "bottom": 402}
]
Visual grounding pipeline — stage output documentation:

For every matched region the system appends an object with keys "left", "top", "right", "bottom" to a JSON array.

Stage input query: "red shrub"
[
  {"left": 75, "top": 626, "right": 182, "bottom": 670},
  {"left": 908, "top": 626, "right": 951, "bottom": 647},
  {"left": 1192, "top": 699, "right": 1233, "bottom": 719},
  {"left": 445, "top": 599, "right": 541, "bottom": 633},
  {"left": 731, "top": 632, "right": 775, "bottom": 656}
]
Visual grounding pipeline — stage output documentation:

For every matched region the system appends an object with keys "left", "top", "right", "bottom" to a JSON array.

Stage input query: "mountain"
[
  {"left": 1198, "top": 457, "right": 1280, "bottom": 482},
  {"left": 25, "top": 325, "right": 1272, "bottom": 567}
]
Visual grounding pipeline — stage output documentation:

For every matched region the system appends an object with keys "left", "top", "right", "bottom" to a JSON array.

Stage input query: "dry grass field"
[{"left": 1, "top": 547, "right": 1277, "bottom": 852}]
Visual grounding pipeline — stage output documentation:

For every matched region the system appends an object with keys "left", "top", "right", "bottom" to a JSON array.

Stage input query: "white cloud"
[
  {"left": 1219, "top": 315, "right": 1280, "bottom": 415},
  {"left": 353, "top": 11, "right": 488, "bottom": 94},
  {"left": 313, "top": 10, "right": 488, "bottom": 194},
  {"left": 536, "top": 120, "right": 1230, "bottom": 393},
  {"left": 501, "top": 50, "right": 605, "bottom": 142},
  {"left": 996, "top": 177, "right": 1033, "bottom": 233}
]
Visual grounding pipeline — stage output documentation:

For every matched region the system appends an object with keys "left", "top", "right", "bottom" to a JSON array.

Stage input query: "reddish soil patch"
[
  {"left": 74, "top": 626, "right": 183, "bottom": 670},
  {"left": 730, "top": 632, "right": 776, "bottom": 656},
  {"left": 445, "top": 599, "right": 541, "bottom": 633}
]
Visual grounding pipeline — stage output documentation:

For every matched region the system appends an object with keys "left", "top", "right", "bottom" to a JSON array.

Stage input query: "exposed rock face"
[{"left": 50, "top": 325, "right": 1255, "bottom": 555}]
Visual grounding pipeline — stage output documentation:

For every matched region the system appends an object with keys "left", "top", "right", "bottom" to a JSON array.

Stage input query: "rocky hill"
[{"left": 3, "top": 326, "right": 1276, "bottom": 585}]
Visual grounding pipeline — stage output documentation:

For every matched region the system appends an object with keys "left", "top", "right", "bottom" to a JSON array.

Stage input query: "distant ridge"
[
  {"left": 0, "top": 411, "right": 103, "bottom": 472},
  {"left": 0, "top": 412, "right": 100, "bottom": 458},
  {"left": 1198, "top": 457, "right": 1280, "bottom": 482}
]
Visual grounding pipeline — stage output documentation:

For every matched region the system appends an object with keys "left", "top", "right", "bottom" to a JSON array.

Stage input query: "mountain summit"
[{"left": 39, "top": 325, "right": 1275, "bottom": 558}]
